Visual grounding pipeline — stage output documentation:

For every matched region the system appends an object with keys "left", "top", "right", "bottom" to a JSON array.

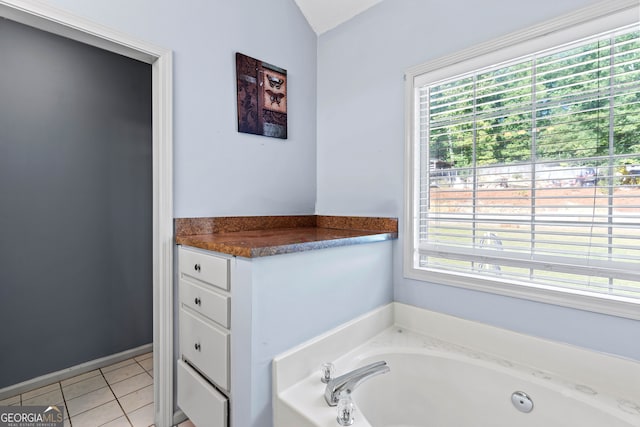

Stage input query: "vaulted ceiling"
[{"left": 293, "top": 0, "right": 383, "bottom": 34}]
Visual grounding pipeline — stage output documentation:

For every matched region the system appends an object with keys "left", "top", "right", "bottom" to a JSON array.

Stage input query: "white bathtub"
[{"left": 273, "top": 303, "right": 640, "bottom": 427}]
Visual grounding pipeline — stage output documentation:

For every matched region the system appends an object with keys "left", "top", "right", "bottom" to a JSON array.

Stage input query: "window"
[{"left": 404, "top": 3, "right": 640, "bottom": 319}]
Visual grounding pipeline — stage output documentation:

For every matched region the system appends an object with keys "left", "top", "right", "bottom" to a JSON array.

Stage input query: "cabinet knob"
[
  {"left": 194, "top": 264, "right": 201, "bottom": 272},
  {"left": 194, "top": 297, "right": 201, "bottom": 306},
  {"left": 194, "top": 343, "right": 201, "bottom": 351}
]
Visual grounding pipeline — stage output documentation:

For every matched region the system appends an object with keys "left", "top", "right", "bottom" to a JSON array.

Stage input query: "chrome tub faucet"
[{"left": 324, "top": 361, "right": 390, "bottom": 406}]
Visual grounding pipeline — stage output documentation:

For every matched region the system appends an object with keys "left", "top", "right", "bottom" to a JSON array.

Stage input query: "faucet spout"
[{"left": 324, "top": 360, "right": 390, "bottom": 406}]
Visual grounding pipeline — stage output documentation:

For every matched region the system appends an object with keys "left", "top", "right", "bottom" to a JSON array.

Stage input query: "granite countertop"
[{"left": 175, "top": 215, "right": 398, "bottom": 258}]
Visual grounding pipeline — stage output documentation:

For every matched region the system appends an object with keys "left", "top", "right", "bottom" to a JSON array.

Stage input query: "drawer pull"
[
  {"left": 194, "top": 342, "right": 201, "bottom": 351},
  {"left": 194, "top": 297, "right": 201, "bottom": 306},
  {"left": 194, "top": 264, "right": 201, "bottom": 272}
]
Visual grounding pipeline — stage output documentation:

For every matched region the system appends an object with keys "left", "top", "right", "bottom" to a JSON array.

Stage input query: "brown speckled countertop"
[{"left": 175, "top": 215, "right": 397, "bottom": 258}]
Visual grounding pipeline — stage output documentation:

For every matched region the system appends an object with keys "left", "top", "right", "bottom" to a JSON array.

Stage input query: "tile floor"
[{"left": 0, "top": 353, "right": 193, "bottom": 427}]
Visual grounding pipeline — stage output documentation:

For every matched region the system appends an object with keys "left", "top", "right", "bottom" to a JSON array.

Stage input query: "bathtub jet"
[{"left": 324, "top": 360, "right": 390, "bottom": 406}]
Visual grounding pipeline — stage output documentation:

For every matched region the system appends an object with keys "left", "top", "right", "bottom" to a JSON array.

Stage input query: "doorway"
[{"left": 0, "top": 1, "right": 173, "bottom": 426}]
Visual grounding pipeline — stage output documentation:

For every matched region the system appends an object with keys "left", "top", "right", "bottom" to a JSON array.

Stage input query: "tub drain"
[{"left": 511, "top": 391, "right": 534, "bottom": 413}]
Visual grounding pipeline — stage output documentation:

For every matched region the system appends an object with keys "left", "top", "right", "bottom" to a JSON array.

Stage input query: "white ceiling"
[{"left": 293, "top": 0, "right": 383, "bottom": 35}]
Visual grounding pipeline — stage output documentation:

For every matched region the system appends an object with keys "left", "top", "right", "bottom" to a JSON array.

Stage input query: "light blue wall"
[
  {"left": 316, "top": 0, "right": 640, "bottom": 361},
  {"left": 232, "top": 242, "right": 393, "bottom": 427},
  {"left": 43, "top": 0, "right": 318, "bottom": 217}
]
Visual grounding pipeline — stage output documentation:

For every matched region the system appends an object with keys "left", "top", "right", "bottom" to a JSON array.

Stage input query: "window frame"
[{"left": 403, "top": 0, "right": 640, "bottom": 320}]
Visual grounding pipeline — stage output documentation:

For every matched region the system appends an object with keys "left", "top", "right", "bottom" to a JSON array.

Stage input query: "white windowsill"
[{"left": 404, "top": 266, "right": 640, "bottom": 321}]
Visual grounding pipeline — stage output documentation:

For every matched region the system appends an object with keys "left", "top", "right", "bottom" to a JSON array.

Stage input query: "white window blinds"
[{"left": 417, "top": 24, "right": 640, "bottom": 302}]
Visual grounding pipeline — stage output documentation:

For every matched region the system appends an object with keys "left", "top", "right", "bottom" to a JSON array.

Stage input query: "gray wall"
[
  {"left": 0, "top": 19, "right": 152, "bottom": 388},
  {"left": 316, "top": 0, "right": 640, "bottom": 361}
]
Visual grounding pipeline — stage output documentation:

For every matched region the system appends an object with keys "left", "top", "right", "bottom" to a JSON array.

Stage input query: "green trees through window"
[
  {"left": 426, "top": 28, "right": 640, "bottom": 172},
  {"left": 416, "top": 24, "right": 640, "bottom": 302}
]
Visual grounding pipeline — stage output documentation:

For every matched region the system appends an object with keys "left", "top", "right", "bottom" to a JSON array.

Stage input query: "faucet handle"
[
  {"left": 321, "top": 362, "right": 335, "bottom": 383},
  {"left": 336, "top": 393, "right": 355, "bottom": 426}
]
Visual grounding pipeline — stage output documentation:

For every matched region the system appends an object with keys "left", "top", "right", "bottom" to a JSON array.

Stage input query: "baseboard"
[
  {"left": 0, "top": 343, "right": 153, "bottom": 400},
  {"left": 172, "top": 409, "right": 187, "bottom": 426}
]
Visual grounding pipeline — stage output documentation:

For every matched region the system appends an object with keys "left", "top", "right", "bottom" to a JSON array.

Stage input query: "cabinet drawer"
[
  {"left": 180, "top": 308, "right": 230, "bottom": 390},
  {"left": 180, "top": 278, "right": 230, "bottom": 329},
  {"left": 179, "top": 247, "right": 229, "bottom": 291},
  {"left": 177, "top": 359, "right": 227, "bottom": 427}
]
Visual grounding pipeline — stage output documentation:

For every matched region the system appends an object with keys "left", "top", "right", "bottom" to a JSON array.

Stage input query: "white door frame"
[{"left": 0, "top": 2, "right": 174, "bottom": 426}]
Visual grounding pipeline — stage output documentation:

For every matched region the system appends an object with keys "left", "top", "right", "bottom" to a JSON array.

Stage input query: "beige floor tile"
[
  {"left": 22, "top": 388, "right": 63, "bottom": 406},
  {"left": 104, "top": 363, "right": 144, "bottom": 385},
  {"left": 66, "top": 386, "right": 115, "bottom": 417},
  {"left": 61, "top": 370, "right": 101, "bottom": 387},
  {"left": 128, "top": 403, "right": 154, "bottom": 427},
  {"left": 69, "top": 400, "right": 123, "bottom": 427},
  {"left": 11, "top": 353, "right": 155, "bottom": 426},
  {"left": 0, "top": 395, "right": 20, "bottom": 405},
  {"left": 137, "top": 357, "right": 153, "bottom": 372},
  {"left": 21, "top": 383, "right": 59, "bottom": 400},
  {"left": 110, "top": 373, "right": 153, "bottom": 399},
  {"left": 101, "top": 416, "right": 133, "bottom": 426},
  {"left": 62, "top": 374, "right": 108, "bottom": 401},
  {"left": 134, "top": 353, "right": 152, "bottom": 362},
  {"left": 118, "top": 384, "right": 153, "bottom": 414},
  {"left": 101, "top": 358, "right": 137, "bottom": 374}
]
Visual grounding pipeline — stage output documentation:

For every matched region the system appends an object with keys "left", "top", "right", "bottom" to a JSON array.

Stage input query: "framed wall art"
[{"left": 236, "top": 52, "right": 287, "bottom": 139}]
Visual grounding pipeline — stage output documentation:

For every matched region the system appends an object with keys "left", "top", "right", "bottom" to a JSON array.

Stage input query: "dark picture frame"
[{"left": 236, "top": 52, "right": 287, "bottom": 139}]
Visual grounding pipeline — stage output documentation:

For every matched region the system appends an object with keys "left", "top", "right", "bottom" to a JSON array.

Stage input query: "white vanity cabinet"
[
  {"left": 177, "top": 246, "right": 231, "bottom": 427},
  {"left": 176, "top": 240, "right": 394, "bottom": 427}
]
